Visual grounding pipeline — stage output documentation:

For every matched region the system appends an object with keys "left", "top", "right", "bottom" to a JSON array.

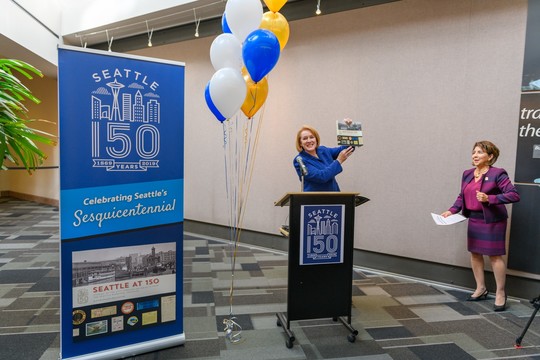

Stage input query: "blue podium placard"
[
  {"left": 299, "top": 204, "right": 345, "bottom": 265},
  {"left": 58, "top": 46, "right": 185, "bottom": 360}
]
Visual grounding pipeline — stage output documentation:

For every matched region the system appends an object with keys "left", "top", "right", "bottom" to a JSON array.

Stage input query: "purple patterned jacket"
[{"left": 448, "top": 166, "right": 520, "bottom": 223}]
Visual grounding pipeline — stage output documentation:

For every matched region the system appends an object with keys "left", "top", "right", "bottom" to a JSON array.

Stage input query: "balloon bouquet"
[{"left": 204, "top": 0, "right": 290, "bottom": 344}]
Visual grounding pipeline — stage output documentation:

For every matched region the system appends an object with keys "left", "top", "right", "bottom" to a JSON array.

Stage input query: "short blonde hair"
[
  {"left": 295, "top": 125, "right": 320, "bottom": 152},
  {"left": 472, "top": 140, "right": 499, "bottom": 165}
]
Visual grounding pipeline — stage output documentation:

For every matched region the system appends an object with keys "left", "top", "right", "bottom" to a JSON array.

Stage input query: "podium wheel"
[
  {"left": 286, "top": 338, "right": 294, "bottom": 349},
  {"left": 347, "top": 334, "right": 356, "bottom": 343}
]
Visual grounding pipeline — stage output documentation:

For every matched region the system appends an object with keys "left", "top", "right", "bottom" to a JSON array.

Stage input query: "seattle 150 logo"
[
  {"left": 302, "top": 205, "right": 344, "bottom": 264},
  {"left": 90, "top": 68, "right": 161, "bottom": 172}
]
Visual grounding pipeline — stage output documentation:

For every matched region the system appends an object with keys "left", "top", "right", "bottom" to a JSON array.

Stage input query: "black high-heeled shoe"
[
  {"left": 466, "top": 289, "right": 489, "bottom": 301},
  {"left": 493, "top": 295, "right": 508, "bottom": 312}
]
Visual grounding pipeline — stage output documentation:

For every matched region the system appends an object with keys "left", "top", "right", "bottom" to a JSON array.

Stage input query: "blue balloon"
[
  {"left": 222, "top": 13, "right": 231, "bottom": 34},
  {"left": 242, "top": 29, "right": 281, "bottom": 83},
  {"left": 204, "top": 82, "right": 226, "bottom": 122}
]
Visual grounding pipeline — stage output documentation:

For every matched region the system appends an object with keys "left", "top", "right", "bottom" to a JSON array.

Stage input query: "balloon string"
[
  {"left": 240, "top": 121, "right": 250, "bottom": 202},
  {"left": 231, "top": 118, "right": 239, "bottom": 246},
  {"left": 227, "top": 110, "right": 265, "bottom": 314},
  {"left": 228, "top": 116, "right": 243, "bottom": 310},
  {"left": 234, "top": 112, "right": 265, "bottom": 244},
  {"left": 225, "top": 119, "right": 238, "bottom": 258},
  {"left": 223, "top": 121, "right": 233, "bottom": 240},
  {"left": 228, "top": 115, "right": 242, "bottom": 313},
  {"left": 223, "top": 107, "right": 267, "bottom": 332},
  {"left": 230, "top": 117, "right": 240, "bottom": 296},
  {"left": 222, "top": 121, "right": 230, "bottom": 202},
  {"left": 224, "top": 121, "right": 233, "bottom": 237},
  {"left": 228, "top": 120, "right": 251, "bottom": 310}
]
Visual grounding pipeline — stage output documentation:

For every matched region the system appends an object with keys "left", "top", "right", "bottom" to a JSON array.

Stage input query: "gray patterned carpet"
[{"left": 2, "top": 197, "right": 540, "bottom": 359}]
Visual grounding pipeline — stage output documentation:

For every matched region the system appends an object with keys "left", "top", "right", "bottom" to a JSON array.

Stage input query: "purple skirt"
[{"left": 467, "top": 217, "right": 507, "bottom": 256}]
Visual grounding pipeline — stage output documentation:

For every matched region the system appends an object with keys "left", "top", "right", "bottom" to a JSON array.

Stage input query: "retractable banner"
[{"left": 58, "top": 46, "right": 185, "bottom": 359}]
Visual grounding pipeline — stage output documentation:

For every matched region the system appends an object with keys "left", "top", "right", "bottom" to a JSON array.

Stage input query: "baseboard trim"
[
  {"left": 184, "top": 219, "right": 290, "bottom": 252},
  {"left": 184, "top": 219, "right": 539, "bottom": 300},
  {"left": 0, "top": 191, "right": 58, "bottom": 207}
]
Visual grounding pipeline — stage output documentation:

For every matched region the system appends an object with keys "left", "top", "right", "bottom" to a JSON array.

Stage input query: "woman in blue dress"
[{"left": 293, "top": 125, "right": 355, "bottom": 192}]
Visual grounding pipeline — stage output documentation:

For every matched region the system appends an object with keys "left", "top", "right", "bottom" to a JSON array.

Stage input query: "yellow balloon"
[
  {"left": 241, "top": 68, "right": 269, "bottom": 119},
  {"left": 263, "top": 0, "right": 287, "bottom": 13},
  {"left": 260, "top": 11, "right": 289, "bottom": 51}
]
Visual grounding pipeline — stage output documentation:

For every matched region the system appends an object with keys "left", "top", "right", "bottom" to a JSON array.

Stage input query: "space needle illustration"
[{"left": 107, "top": 79, "right": 125, "bottom": 121}]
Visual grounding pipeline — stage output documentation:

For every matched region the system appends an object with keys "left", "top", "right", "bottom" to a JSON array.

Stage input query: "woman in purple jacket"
[
  {"left": 442, "top": 141, "right": 520, "bottom": 312},
  {"left": 293, "top": 125, "right": 355, "bottom": 192}
]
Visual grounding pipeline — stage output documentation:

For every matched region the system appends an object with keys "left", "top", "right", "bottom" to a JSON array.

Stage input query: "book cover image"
[{"left": 337, "top": 119, "right": 363, "bottom": 147}]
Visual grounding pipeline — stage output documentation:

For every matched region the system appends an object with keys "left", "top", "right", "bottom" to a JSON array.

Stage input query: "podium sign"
[{"left": 300, "top": 204, "right": 345, "bottom": 265}]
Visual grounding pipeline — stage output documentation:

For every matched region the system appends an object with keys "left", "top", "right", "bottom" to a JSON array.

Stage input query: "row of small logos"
[{"left": 72, "top": 294, "right": 175, "bottom": 340}]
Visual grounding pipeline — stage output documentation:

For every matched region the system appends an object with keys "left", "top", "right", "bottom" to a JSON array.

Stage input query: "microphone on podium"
[{"left": 296, "top": 156, "right": 308, "bottom": 176}]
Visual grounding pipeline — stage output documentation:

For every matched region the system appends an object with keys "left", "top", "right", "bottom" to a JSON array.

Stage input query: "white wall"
[{"left": 131, "top": 0, "right": 527, "bottom": 268}]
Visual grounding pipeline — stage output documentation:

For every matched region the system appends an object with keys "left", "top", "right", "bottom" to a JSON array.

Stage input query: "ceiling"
[{"left": 67, "top": 0, "right": 400, "bottom": 52}]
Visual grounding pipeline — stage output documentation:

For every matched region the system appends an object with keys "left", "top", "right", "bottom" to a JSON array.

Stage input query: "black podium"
[{"left": 274, "top": 192, "right": 366, "bottom": 348}]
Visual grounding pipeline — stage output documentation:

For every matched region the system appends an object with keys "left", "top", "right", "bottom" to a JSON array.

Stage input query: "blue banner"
[
  {"left": 300, "top": 204, "right": 345, "bottom": 265},
  {"left": 58, "top": 46, "right": 185, "bottom": 359}
]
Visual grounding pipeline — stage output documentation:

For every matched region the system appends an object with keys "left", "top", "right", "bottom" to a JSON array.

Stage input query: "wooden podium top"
[{"left": 274, "top": 192, "right": 360, "bottom": 207}]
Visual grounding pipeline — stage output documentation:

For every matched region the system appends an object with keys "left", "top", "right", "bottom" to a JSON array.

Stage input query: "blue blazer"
[
  {"left": 449, "top": 166, "right": 520, "bottom": 223},
  {"left": 293, "top": 146, "right": 347, "bottom": 191}
]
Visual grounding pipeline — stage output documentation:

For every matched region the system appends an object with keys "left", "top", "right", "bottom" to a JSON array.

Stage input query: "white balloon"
[
  {"left": 209, "top": 68, "right": 247, "bottom": 119},
  {"left": 210, "top": 33, "right": 243, "bottom": 71},
  {"left": 225, "top": 0, "right": 263, "bottom": 42}
]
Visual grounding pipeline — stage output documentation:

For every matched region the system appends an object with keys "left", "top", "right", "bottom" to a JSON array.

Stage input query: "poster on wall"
[
  {"left": 299, "top": 204, "right": 345, "bottom": 265},
  {"left": 521, "top": 0, "right": 540, "bottom": 92},
  {"left": 515, "top": 93, "right": 540, "bottom": 184},
  {"left": 58, "top": 45, "right": 185, "bottom": 360},
  {"left": 516, "top": 0, "right": 540, "bottom": 185},
  {"left": 508, "top": 0, "right": 540, "bottom": 275}
]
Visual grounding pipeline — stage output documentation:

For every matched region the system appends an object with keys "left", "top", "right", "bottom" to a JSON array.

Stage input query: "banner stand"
[
  {"left": 62, "top": 334, "right": 186, "bottom": 360},
  {"left": 58, "top": 45, "right": 185, "bottom": 359}
]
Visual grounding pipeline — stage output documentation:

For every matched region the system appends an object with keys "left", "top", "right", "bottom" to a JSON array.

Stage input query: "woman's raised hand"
[{"left": 337, "top": 147, "right": 355, "bottom": 164}]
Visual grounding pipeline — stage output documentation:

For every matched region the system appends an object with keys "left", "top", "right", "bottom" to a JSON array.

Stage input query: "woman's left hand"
[{"left": 476, "top": 191, "right": 488, "bottom": 203}]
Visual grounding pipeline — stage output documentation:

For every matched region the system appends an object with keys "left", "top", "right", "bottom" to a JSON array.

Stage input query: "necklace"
[{"left": 474, "top": 167, "right": 489, "bottom": 178}]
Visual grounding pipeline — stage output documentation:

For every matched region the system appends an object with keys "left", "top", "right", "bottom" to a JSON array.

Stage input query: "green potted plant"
[{"left": 0, "top": 59, "right": 56, "bottom": 174}]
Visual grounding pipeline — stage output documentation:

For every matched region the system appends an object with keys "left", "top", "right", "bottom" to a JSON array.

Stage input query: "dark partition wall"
[
  {"left": 508, "top": 0, "right": 540, "bottom": 275},
  {"left": 508, "top": 185, "right": 540, "bottom": 273}
]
